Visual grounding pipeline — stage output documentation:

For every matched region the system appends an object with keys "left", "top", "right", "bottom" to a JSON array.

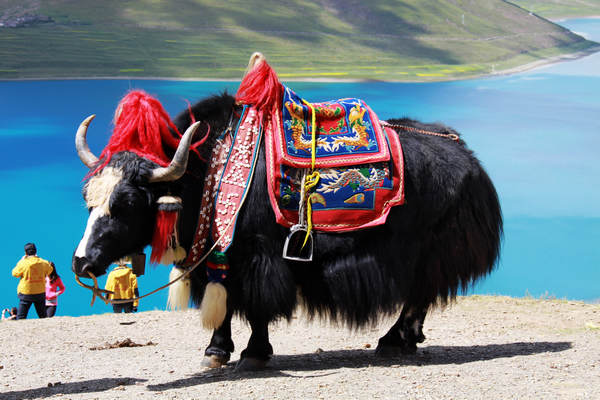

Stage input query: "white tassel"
[
  {"left": 166, "top": 267, "right": 191, "bottom": 310},
  {"left": 200, "top": 282, "right": 227, "bottom": 330},
  {"left": 159, "top": 245, "right": 187, "bottom": 266}
]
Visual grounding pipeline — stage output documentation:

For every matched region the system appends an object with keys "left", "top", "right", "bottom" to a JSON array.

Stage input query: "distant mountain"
[{"left": 0, "top": 0, "right": 598, "bottom": 80}]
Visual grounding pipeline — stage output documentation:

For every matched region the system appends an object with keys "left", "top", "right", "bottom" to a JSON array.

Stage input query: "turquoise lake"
[{"left": 1, "top": 19, "right": 598, "bottom": 317}]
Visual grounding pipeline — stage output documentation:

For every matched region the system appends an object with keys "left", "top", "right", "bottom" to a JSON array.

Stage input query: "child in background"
[
  {"left": 45, "top": 262, "right": 66, "bottom": 317},
  {"left": 2, "top": 307, "right": 17, "bottom": 320}
]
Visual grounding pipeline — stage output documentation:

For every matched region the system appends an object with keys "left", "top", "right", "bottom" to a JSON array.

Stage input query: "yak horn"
[
  {"left": 149, "top": 121, "right": 202, "bottom": 183},
  {"left": 75, "top": 115, "right": 99, "bottom": 168}
]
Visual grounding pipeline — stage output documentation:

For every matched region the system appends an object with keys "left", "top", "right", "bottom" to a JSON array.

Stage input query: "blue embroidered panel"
[
  {"left": 279, "top": 162, "right": 395, "bottom": 212},
  {"left": 281, "top": 86, "right": 384, "bottom": 159}
]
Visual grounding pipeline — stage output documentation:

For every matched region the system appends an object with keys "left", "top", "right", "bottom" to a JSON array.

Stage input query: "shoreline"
[
  {"left": 484, "top": 44, "right": 600, "bottom": 77},
  {"left": 552, "top": 15, "right": 600, "bottom": 22},
  {"left": 2, "top": 45, "right": 599, "bottom": 84}
]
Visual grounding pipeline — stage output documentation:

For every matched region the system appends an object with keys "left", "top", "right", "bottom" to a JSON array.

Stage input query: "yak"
[{"left": 72, "top": 56, "right": 502, "bottom": 371}]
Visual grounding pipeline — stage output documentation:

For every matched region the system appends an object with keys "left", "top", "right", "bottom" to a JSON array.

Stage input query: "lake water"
[{"left": 1, "top": 19, "right": 598, "bottom": 317}]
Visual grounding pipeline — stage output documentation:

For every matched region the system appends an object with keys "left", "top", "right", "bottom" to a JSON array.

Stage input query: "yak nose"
[{"left": 72, "top": 256, "right": 94, "bottom": 277}]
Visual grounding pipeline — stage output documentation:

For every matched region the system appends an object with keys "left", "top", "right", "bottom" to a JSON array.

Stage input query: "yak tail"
[
  {"left": 200, "top": 282, "right": 227, "bottom": 330},
  {"left": 166, "top": 267, "right": 191, "bottom": 310}
]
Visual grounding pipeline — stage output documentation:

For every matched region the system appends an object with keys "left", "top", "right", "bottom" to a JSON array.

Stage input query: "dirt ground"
[{"left": 1, "top": 295, "right": 599, "bottom": 399}]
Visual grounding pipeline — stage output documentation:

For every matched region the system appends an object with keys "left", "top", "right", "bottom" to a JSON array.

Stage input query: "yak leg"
[
  {"left": 235, "top": 318, "right": 273, "bottom": 371},
  {"left": 201, "top": 311, "right": 234, "bottom": 368},
  {"left": 375, "top": 303, "right": 428, "bottom": 356}
]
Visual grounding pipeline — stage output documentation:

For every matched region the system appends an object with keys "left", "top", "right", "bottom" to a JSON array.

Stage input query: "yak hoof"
[
  {"left": 374, "top": 345, "right": 403, "bottom": 358},
  {"left": 234, "top": 357, "right": 268, "bottom": 372},
  {"left": 201, "top": 354, "right": 229, "bottom": 368},
  {"left": 375, "top": 343, "right": 417, "bottom": 357}
]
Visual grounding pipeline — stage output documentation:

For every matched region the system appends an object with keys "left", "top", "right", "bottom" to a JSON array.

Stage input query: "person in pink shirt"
[{"left": 45, "top": 262, "right": 65, "bottom": 317}]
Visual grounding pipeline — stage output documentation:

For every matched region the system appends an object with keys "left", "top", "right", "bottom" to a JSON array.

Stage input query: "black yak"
[{"left": 72, "top": 55, "right": 502, "bottom": 371}]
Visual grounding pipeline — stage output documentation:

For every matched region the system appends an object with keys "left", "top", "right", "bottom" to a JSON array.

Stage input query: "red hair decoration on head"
[{"left": 90, "top": 90, "right": 187, "bottom": 176}]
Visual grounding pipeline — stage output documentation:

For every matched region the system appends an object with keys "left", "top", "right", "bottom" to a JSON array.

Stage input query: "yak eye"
[{"left": 109, "top": 186, "right": 149, "bottom": 216}]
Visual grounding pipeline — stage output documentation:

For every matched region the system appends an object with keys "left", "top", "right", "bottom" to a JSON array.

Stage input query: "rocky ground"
[{"left": 1, "top": 295, "right": 599, "bottom": 399}]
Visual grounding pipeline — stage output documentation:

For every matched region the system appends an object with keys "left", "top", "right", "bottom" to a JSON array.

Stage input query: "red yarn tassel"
[
  {"left": 235, "top": 59, "right": 283, "bottom": 122},
  {"left": 150, "top": 210, "right": 178, "bottom": 264},
  {"left": 89, "top": 90, "right": 184, "bottom": 177}
]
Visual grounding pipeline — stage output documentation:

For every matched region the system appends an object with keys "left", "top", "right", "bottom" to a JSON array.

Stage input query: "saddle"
[
  {"left": 264, "top": 85, "right": 405, "bottom": 233},
  {"left": 183, "top": 57, "right": 405, "bottom": 266}
]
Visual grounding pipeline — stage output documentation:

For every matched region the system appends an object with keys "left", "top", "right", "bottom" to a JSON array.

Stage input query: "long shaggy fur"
[
  {"left": 73, "top": 87, "right": 502, "bottom": 366},
  {"left": 173, "top": 95, "right": 502, "bottom": 329},
  {"left": 75, "top": 90, "right": 502, "bottom": 338}
]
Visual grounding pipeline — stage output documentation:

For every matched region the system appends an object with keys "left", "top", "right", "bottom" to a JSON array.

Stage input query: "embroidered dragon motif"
[
  {"left": 332, "top": 102, "right": 370, "bottom": 149},
  {"left": 284, "top": 99, "right": 373, "bottom": 154},
  {"left": 284, "top": 101, "right": 328, "bottom": 151},
  {"left": 318, "top": 164, "right": 389, "bottom": 194}
]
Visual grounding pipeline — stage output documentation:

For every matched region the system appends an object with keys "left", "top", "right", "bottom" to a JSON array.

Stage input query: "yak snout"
[{"left": 72, "top": 255, "right": 104, "bottom": 278}]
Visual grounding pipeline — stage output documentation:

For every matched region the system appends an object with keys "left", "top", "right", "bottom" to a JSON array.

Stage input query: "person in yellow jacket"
[
  {"left": 12, "top": 243, "right": 53, "bottom": 319},
  {"left": 104, "top": 263, "right": 139, "bottom": 313}
]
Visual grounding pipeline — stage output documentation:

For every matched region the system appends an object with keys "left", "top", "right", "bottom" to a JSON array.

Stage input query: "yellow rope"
[
  {"left": 302, "top": 171, "right": 321, "bottom": 246},
  {"left": 302, "top": 99, "right": 318, "bottom": 170},
  {"left": 301, "top": 99, "right": 320, "bottom": 248}
]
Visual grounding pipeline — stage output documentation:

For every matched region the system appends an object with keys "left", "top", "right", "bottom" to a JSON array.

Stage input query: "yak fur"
[{"left": 73, "top": 91, "right": 502, "bottom": 369}]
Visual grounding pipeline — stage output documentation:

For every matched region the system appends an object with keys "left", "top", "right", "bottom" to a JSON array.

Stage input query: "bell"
[
  {"left": 131, "top": 253, "right": 146, "bottom": 276},
  {"left": 282, "top": 224, "right": 313, "bottom": 262}
]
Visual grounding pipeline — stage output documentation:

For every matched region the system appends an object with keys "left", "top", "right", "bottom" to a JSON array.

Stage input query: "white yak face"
[
  {"left": 71, "top": 115, "right": 199, "bottom": 277},
  {"left": 83, "top": 167, "right": 123, "bottom": 216},
  {"left": 74, "top": 167, "right": 122, "bottom": 259},
  {"left": 72, "top": 164, "right": 156, "bottom": 277}
]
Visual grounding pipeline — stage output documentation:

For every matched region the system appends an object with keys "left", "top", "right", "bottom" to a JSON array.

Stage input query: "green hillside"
[{"left": 0, "top": 0, "right": 598, "bottom": 81}]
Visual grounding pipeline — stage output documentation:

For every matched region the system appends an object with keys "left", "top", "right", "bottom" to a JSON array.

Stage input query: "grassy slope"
[
  {"left": 0, "top": 0, "right": 597, "bottom": 81},
  {"left": 511, "top": 0, "right": 600, "bottom": 19}
]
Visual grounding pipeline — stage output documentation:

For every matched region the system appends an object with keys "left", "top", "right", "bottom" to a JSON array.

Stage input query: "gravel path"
[{"left": 1, "top": 295, "right": 599, "bottom": 399}]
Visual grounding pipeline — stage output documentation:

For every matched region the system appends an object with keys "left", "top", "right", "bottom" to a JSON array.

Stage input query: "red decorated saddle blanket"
[{"left": 264, "top": 85, "right": 405, "bottom": 232}]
